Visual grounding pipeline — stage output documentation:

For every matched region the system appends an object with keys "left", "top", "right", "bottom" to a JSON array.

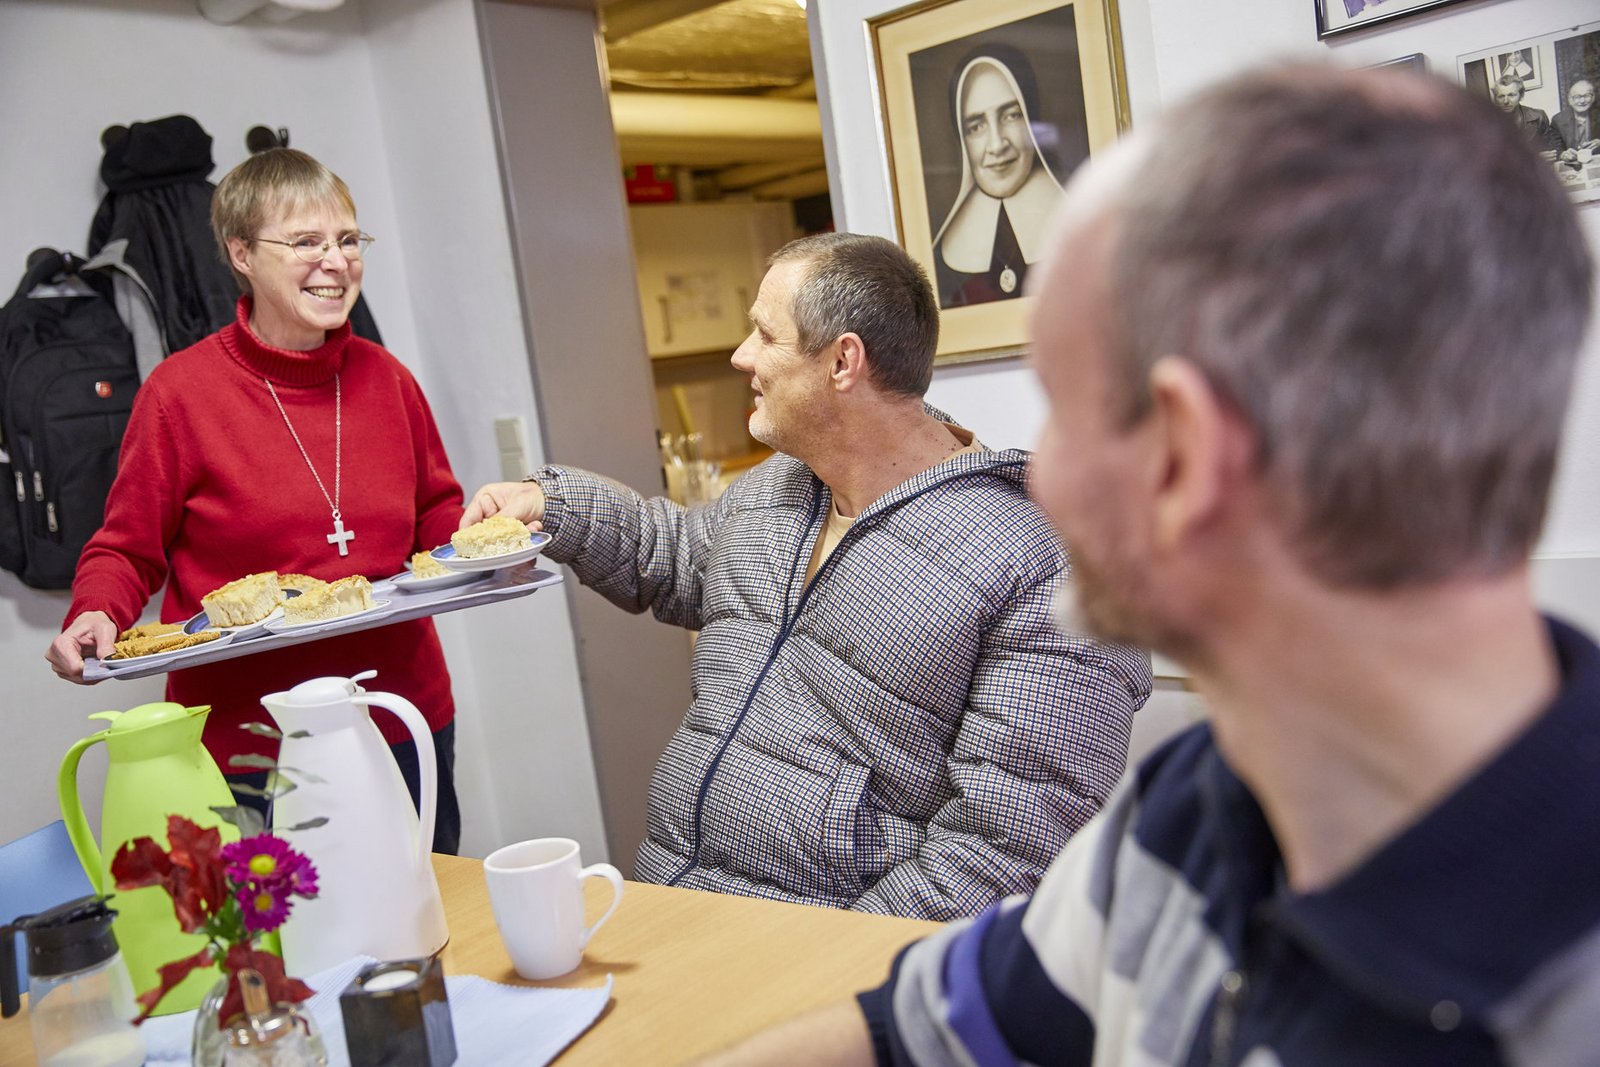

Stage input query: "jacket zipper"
[
  {"left": 665, "top": 489, "right": 826, "bottom": 885},
  {"left": 1208, "top": 968, "right": 1248, "bottom": 1067},
  {"left": 663, "top": 455, "right": 1028, "bottom": 887}
]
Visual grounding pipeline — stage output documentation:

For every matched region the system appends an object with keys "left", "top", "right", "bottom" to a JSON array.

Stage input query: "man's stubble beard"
[{"left": 1052, "top": 540, "right": 1193, "bottom": 662}]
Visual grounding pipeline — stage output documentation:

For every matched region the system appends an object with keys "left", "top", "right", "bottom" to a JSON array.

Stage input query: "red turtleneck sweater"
[{"left": 68, "top": 298, "right": 464, "bottom": 766}]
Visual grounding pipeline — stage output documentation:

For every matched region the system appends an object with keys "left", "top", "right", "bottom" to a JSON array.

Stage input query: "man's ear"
[
  {"left": 831, "top": 332, "right": 868, "bottom": 392},
  {"left": 226, "top": 237, "right": 254, "bottom": 281},
  {"left": 1146, "top": 356, "right": 1251, "bottom": 550}
]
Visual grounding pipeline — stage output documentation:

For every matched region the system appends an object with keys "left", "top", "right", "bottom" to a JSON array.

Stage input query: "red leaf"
[
  {"left": 132, "top": 946, "right": 215, "bottom": 1024},
  {"left": 110, "top": 837, "right": 176, "bottom": 892},
  {"left": 219, "top": 944, "right": 314, "bottom": 1023},
  {"left": 163, "top": 815, "right": 230, "bottom": 929}
]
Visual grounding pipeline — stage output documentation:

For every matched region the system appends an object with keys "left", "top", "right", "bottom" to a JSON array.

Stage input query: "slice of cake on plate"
[
  {"left": 282, "top": 575, "right": 375, "bottom": 624},
  {"left": 410, "top": 550, "right": 451, "bottom": 578},
  {"left": 201, "top": 571, "right": 280, "bottom": 627},
  {"left": 277, "top": 573, "right": 328, "bottom": 597},
  {"left": 451, "top": 514, "right": 530, "bottom": 559}
]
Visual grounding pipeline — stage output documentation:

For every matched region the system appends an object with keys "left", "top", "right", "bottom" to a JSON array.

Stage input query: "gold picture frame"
[{"left": 871, "top": 0, "right": 1129, "bottom": 365}]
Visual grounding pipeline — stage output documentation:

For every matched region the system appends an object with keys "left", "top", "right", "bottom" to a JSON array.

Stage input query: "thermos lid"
[
  {"left": 12, "top": 895, "right": 121, "bottom": 977},
  {"left": 283, "top": 671, "right": 377, "bottom": 706},
  {"left": 89, "top": 701, "right": 204, "bottom": 734}
]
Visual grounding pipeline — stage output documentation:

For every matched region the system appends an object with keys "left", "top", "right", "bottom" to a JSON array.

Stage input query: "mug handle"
[{"left": 577, "top": 863, "right": 624, "bottom": 949}]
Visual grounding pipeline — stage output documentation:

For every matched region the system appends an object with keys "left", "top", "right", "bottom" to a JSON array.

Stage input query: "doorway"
[{"left": 602, "top": 0, "right": 832, "bottom": 501}]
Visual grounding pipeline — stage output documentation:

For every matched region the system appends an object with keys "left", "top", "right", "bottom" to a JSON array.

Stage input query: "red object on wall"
[{"left": 624, "top": 165, "right": 678, "bottom": 204}]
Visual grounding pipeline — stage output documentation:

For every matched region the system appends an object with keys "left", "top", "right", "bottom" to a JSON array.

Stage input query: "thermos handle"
[
  {"left": 56, "top": 731, "right": 109, "bottom": 895},
  {"left": 352, "top": 693, "right": 436, "bottom": 863}
]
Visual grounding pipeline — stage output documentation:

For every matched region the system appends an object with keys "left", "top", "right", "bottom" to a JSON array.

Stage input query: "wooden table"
[{"left": 0, "top": 854, "right": 939, "bottom": 1065}]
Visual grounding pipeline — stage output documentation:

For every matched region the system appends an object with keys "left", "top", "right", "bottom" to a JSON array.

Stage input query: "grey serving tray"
[{"left": 84, "top": 563, "right": 562, "bottom": 682}]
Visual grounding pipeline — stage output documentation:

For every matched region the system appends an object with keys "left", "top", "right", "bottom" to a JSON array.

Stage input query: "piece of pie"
[
  {"left": 450, "top": 514, "right": 531, "bottom": 559},
  {"left": 201, "top": 571, "right": 280, "bottom": 627},
  {"left": 118, "top": 621, "right": 184, "bottom": 642},
  {"left": 108, "top": 630, "right": 221, "bottom": 660},
  {"left": 410, "top": 550, "right": 450, "bottom": 579},
  {"left": 282, "top": 575, "right": 375, "bottom": 625}
]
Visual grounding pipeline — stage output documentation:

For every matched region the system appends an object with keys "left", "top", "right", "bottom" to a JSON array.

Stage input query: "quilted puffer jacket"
[{"left": 534, "top": 445, "right": 1151, "bottom": 921}]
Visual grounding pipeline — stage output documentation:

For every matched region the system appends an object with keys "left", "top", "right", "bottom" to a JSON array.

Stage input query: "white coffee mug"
[{"left": 483, "top": 838, "right": 624, "bottom": 980}]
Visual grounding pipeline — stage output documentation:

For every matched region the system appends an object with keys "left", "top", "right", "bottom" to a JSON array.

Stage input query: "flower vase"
[{"left": 191, "top": 973, "right": 330, "bottom": 1066}]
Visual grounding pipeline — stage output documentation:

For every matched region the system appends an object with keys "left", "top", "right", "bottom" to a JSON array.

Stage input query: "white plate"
[
  {"left": 263, "top": 599, "right": 394, "bottom": 635},
  {"left": 102, "top": 630, "right": 235, "bottom": 671},
  {"left": 389, "top": 568, "right": 486, "bottom": 593},
  {"left": 430, "top": 531, "right": 550, "bottom": 573},
  {"left": 183, "top": 605, "right": 284, "bottom": 638}
]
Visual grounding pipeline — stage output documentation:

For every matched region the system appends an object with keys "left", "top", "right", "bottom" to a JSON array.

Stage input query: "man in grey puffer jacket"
[{"left": 463, "top": 233, "right": 1151, "bottom": 920}]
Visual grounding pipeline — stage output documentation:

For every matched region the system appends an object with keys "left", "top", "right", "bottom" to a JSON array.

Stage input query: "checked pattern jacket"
[{"left": 534, "top": 444, "right": 1151, "bottom": 921}]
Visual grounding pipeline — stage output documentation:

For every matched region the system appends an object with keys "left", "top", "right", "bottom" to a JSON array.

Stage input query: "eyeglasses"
[{"left": 251, "top": 232, "right": 375, "bottom": 263}]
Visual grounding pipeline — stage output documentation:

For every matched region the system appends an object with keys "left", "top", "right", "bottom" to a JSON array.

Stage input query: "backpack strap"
[{"left": 82, "top": 239, "right": 169, "bottom": 380}]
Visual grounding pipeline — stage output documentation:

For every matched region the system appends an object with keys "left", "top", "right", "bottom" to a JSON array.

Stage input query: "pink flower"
[
  {"left": 235, "top": 881, "right": 293, "bottom": 932},
  {"left": 221, "top": 835, "right": 318, "bottom": 900}
]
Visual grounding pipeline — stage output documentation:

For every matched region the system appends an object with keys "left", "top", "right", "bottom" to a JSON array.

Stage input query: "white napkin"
[{"left": 140, "top": 956, "right": 613, "bottom": 1065}]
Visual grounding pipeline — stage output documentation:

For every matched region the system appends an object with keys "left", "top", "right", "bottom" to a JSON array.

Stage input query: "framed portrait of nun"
[{"left": 871, "top": 0, "right": 1129, "bottom": 364}]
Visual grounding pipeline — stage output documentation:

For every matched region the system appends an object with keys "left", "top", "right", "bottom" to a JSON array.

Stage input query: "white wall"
[{"left": 0, "top": 0, "right": 607, "bottom": 862}]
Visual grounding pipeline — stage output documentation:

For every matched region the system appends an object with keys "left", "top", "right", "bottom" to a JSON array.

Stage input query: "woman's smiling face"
[
  {"left": 229, "top": 199, "right": 363, "bottom": 351},
  {"left": 961, "top": 63, "right": 1035, "bottom": 200}
]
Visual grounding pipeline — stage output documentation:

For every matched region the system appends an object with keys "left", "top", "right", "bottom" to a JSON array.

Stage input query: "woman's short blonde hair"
[{"left": 211, "top": 148, "right": 357, "bottom": 293}]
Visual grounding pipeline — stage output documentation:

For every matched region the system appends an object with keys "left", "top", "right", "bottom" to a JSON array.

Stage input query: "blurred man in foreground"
[{"left": 701, "top": 63, "right": 1597, "bottom": 1066}]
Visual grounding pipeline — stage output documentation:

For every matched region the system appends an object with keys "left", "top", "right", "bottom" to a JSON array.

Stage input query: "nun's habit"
[{"left": 932, "top": 57, "right": 1065, "bottom": 309}]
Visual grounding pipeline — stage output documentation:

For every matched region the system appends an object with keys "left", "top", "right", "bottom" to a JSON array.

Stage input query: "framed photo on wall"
[
  {"left": 871, "top": 0, "right": 1129, "bottom": 365},
  {"left": 1460, "top": 20, "right": 1600, "bottom": 206},
  {"left": 1315, "top": 0, "right": 1477, "bottom": 40}
]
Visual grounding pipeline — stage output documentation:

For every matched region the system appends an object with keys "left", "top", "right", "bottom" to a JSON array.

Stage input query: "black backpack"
[{"left": 0, "top": 248, "right": 160, "bottom": 589}]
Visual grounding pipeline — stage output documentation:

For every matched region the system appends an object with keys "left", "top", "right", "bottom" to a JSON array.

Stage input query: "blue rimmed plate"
[
  {"left": 389, "top": 568, "right": 486, "bottom": 593},
  {"left": 263, "top": 599, "right": 394, "bottom": 635},
  {"left": 183, "top": 606, "right": 283, "bottom": 638},
  {"left": 429, "top": 531, "right": 550, "bottom": 573}
]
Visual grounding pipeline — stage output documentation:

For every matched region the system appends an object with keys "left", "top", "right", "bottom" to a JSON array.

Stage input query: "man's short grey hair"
[
  {"left": 1495, "top": 74, "right": 1526, "bottom": 95},
  {"left": 1106, "top": 65, "right": 1592, "bottom": 588},
  {"left": 769, "top": 232, "right": 940, "bottom": 397}
]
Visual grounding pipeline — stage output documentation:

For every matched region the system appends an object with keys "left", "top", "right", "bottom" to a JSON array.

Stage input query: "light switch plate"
[{"left": 494, "top": 416, "right": 528, "bottom": 481}]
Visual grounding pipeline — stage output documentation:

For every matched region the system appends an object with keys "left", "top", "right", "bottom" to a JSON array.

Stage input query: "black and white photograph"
[
  {"left": 909, "top": 11, "right": 1089, "bottom": 310},
  {"left": 873, "top": 0, "right": 1127, "bottom": 363},
  {"left": 1315, "top": 0, "right": 1476, "bottom": 40},
  {"left": 1461, "top": 21, "right": 1600, "bottom": 206},
  {"left": 1491, "top": 46, "right": 1541, "bottom": 90}
]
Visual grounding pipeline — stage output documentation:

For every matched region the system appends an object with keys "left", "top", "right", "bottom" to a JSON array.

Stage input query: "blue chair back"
[{"left": 0, "top": 821, "right": 95, "bottom": 991}]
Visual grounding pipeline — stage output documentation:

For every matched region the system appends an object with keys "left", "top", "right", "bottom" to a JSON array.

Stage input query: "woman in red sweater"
[{"left": 46, "top": 148, "right": 467, "bottom": 854}]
